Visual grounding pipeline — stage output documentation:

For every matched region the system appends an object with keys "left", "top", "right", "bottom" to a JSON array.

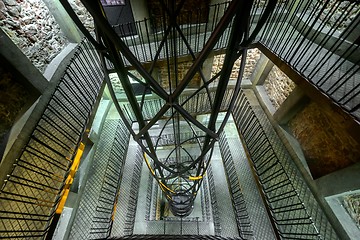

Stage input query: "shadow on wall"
[{"left": 288, "top": 101, "right": 360, "bottom": 179}]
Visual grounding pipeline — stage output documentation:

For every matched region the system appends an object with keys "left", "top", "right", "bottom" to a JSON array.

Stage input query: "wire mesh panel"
[
  {"left": 112, "top": 2, "right": 232, "bottom": 65},
  {"left": 232, "top": 90, "right": 339, "bottom": 240},
  {"left": 90, "top": 122, "right": 130, "bottom": 239},
  {"left": 89, "top": 0, "right": 277, "bottom": 218},
  {"left": 219, "top": 133, "right": 253, "bottom": 239},
  {"left": 0, "top": 39, "right": 104, "bottom": 239},
  {"left": 252, "top": 0, "right": 360, "bottom": 120},
  {"left": 111, "top": 0, "right": 360, "bottom": 121}
]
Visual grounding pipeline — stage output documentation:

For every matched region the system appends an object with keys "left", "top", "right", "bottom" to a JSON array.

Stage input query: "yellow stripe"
[
  {"left": 166, "top": 194, "right": 172, "bottom": 200},
  {"left": 56, "top": 189, "right": 69, "bottom": 214},
  {"left": 159, "top": 181, "right": 175, "bottom": 193},
  {"left": 143, "top": 153, "right": 155, "bottom": 175},
  {"left": 56, "top": 143, "right": 85, "bottom": 214},
  {"left": 189, "top": 175, "right": 203, "bottom": 181},
  {"left": 70, "top": 143, "right": 85, "bottom": 177}
]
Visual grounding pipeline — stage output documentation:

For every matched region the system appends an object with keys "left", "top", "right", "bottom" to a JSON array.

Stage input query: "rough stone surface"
[
  {"left": 0, "top": 0, "right": 68, "bottom": 73},
  {"left": 264, "top": 65, "right": 296, "bottom": 110},
  {"left": 211, "top": 48, "right": 261, "bottom": 80},
  {"left": 69, "top": 0, "right": 94, "bottom": 33},
  {"left": 343, "top": 193, "right": 360, "bottom": 229},
  {"left": 288, "top": 101, "right": 360, "bottom": 179},
  {"left": 310, "top": 0, "right": 360, "bottom": 31},
  {"left": 158, "top": 61, "right": 201, "bottom": 89},
  {"left": 0, "top": 0, "right": 94, "bottom": 73}
]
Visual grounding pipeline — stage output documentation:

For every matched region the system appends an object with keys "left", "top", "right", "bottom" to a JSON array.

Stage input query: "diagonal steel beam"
[
  {"left": 59, "top": 0, "right": 106, "bottom": 51},
  {"left": 193, "top": 0, "right": 252, "bottom": 179},
  {"left": 148, "top": 0, "right": 186, "bottom": 75},
  {"left": 173, "top": 22, "right": 214, "bottom": 109},
  {"left": 80, "top": 0, "right": 169, "bottom": 101},
  {"left": 171, "top": 0, "right": 242, "bottom": 100}
]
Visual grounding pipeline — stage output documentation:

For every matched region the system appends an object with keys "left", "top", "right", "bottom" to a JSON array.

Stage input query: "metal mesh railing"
[
  {"left": 112, "top": 2, "right": 231, "bottom": 65},
  {"left": 219, "top": 133, "right": 253, "bottom": 240},
  {"left": 253, "top": 0, "right": 360, "bottom": 120},
  {"left": 90, "top": 122, "right": 130, "bottom": 239},
  {"left": 108, "top": 235, "right": 243, "bottom": 240},
  {"left": 121, "top": 88, "right": 234, "bottom": 123},
  {"left": 231, "top": 90, "right": 338, "bottom": 239},
  {"left": 0, "top": 39, "right": 104, "bottom": 239},
  {"left": 113, "top": 0, "right": 360, "bottom": 121},
  {"left": 206, "top": 165, "right": 222, "bottom": 236},
  {"left": 123, "top": 149, "right": 143, "bottom": 236}
]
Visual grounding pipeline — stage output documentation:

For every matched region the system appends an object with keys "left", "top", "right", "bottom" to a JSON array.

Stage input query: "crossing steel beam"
[{"left": 62, "top": 0, "right": 276, "bottom": 217}]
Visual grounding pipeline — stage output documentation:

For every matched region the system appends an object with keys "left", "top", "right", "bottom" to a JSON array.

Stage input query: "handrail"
[
  {"left": 231, "top": 90, "right": 338, "bottom": 239},
  {"left": 90, "top": 121, "right": 130, "bottom": 239},
  {"left": 123, "top": 149, "right": 143, "bottom": 236},
  {"left": 218, "top": 133, "right": 253, "bottom": 239},
  {"left": 0, "top": 39, "right": 104, "bottom": 239},
  {"left": 112, "top": 1, "right": 360, "bottom": 121}
]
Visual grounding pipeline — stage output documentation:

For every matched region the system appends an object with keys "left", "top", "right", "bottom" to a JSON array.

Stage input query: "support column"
[
  {"left": 273, "top": 86, "right": 309, "bottom": 125},
  {"left": 42, "top": 0, "right": 82, "bottom": 43},
  {"left": 251, "top": 52, "right": 274, "bottom": 86}
]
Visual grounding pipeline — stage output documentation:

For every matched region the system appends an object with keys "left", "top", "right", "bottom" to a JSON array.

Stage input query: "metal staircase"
[{"left": 0, "top": 0, "right": 359, "bottom": 239}]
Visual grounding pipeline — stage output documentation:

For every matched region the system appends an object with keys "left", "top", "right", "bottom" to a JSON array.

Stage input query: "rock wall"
[
  {"left": 343, "top": 193, "right": 360, "bottom": 229},
  {"left": 264, "top": 65, "right": 296, "bottom": 110},
  {"left": 0, "top": 0, "right": 94, "bottom": 73},
  {"left": 0, "top": 0, "right": 68, "bottom": 73},
  {"left": 69, "top": 0, "right": 94, "bottom": 33},
  {"left": 311, "top": 0, "right": 359, "bottom": 31},
  {"left": 211, "top": 48, "right": 261, "bottom": 80},
  {"left": 288, "top": 101, "right": 360, "bottom": 179},
  {"left": 158, "top": 61, "right": 201, "bottom": 89}
]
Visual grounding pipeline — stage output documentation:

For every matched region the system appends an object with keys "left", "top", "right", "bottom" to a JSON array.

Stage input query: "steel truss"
[{"left": 61, "top": 0, "right": 277, "bottom": 217}]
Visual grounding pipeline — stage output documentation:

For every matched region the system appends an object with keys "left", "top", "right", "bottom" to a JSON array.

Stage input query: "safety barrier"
[
  {"left": 218, "top": 133, "right": 253, "bottom": 239},
  {"left": 231, "top": 90, "right": 338, "bottom": 239},
  {"left": 206, "top": 166, "right": 221, "bottom": 236},
  {"left": 123, "top": 150, "right": 143, "bottom": 236},
  {"left": 253, "top": 0, "right": 360, "bottom": 120},
  {"left": 120, "top": 88, "right": 234, "bottom": 123},
  {"left": 201, "top": 175, "right": 212, "bottom": 222},
  {"left": 112, "top": 2, "right": 231, "bottom": 65},
  {"left": 113, "top": 0, "right": 360, "bottom": 121},
  {"left": 90, "top": 121, "right": 130, "bottom": 239},
  {"left": 108, "top": 234, "right": 245, "bottom": 240},
  {"left": 0, "top": 39, "right": 104, "bottom": 239}
]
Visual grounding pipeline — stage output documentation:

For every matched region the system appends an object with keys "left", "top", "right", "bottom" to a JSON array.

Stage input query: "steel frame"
[{"left": 61, "top": 0, "right": 277, "bottom": 217}]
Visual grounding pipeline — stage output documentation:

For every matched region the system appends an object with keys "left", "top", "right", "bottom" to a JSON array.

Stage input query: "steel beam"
[
  {"left": 80, "top": 0, "right": 169, "bottom": 101},
  {"left": 171, "top": 0, "right": 242, "bottom": 100}
]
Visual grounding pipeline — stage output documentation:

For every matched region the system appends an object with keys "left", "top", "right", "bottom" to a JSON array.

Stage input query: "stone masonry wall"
[
  {"left": 0, "top": 0, "right": 68, "bottom": 73},
  {"left": 264, "top": 65, "right": 296, "bottom": 110},
  {"left": 343, "top": 193, "right": 360, "bottom": 229},
  {"left": 288, "top": 101, "right": 360, "bottom": 179},
  {"left": 211, "top": 48, "right": 261, "bottom": 80},
  {"left": 0, "top": 0, "right": 94, "bottom": 73},
  {"left": 158, "top": 61, "right": 201, "bottom": 89}
]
